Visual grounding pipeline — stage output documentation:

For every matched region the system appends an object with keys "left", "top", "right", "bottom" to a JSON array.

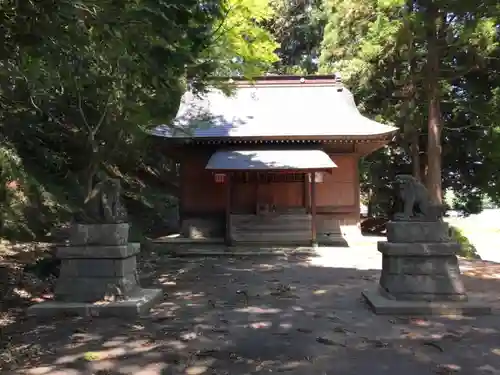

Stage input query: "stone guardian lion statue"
[
  {"left": 75, "top": 178, "right": 127, "bottom": 224},
  {"left": 392, "top": 174, "right": 443, "bottom": 221}
]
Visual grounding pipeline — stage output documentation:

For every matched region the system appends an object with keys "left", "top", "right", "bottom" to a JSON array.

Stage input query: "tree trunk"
[
  {"left": 82, "top": 134, "right": 99, "bottom": 202},
  {"left": 419, "top": 149, "right": 428, "bottom": 186},
  {"left": 410, "top": 131, "right": 421, "bottom": 180},
  {"left": 424, "top": 4, "right": 443, "bottom": 205},
  {"left": 367, "top": 188, "right": 374, "bottom": 217},
  {"left": 404, "top": 0, "right": 420, "bottom": 182}
]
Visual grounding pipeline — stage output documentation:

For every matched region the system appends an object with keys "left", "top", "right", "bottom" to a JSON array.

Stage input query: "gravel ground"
[{"left": 2, "top": 243, "right": 500, "bottom": 375}]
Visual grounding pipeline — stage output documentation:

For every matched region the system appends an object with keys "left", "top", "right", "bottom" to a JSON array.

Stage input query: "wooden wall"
[
  {"left": 315, "top": 154, "right": 360, "bottom": 240},
  {"left": 316, "top": 155, "right": 357, "bottom": 207},
  {"left": 180, "top": 150, "right": 226, "bottom": 215},
  {"left": 179, "top": 148, "right": 361, "bottom": 239}
]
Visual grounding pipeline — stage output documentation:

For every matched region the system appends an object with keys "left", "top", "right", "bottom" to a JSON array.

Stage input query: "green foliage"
[
  {"left": 1, "top": 0, "right": 222, "bottom": 193},
  {"left": 452, "top": 193, "right": 483, "bottom": 216},
  {"left": 265, "top": 0, "right": 326, "bottom": 74},
  {"left": 0, "top": 144, "right": 75, "bottom": 240},
  {"left": 0, "top": 0, "right": 281, "bottom": 241},
  {"left": 359, "top": 147, "right": 405, "bottom": 217},
  {"left": 449, "top": 226, "right": 480, "bottom": 259},
  {"left": 207, "top": 0, "right": 279, "bottom": 77},
  {"left": 317, "top": 0, "right": 500, "bottom": 209}
]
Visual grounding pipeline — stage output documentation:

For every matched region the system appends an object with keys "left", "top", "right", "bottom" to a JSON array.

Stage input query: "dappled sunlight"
[
  {"left": 24, "top": 366, "right": 56, "bottom": 375},
  {"left": 248, "top": 321, "right": 273, "bottom": 329},
  {"left": 174, "top": 291, "right": 207, "bottom": 299},
  {"left": 185, "top": 364, "right": 212, "bottom": 375},
  {"left": 304, "top": 245, "right": 382, "bottom": 271},
  {"left": 2, "top": 253, "right": 500, "bottom": 374},
  {"left": 461, "top": 259, "right": 500, "bottom": 280},
  {"left": 234, "top": 306, "right": 281, "bottom": 314}
]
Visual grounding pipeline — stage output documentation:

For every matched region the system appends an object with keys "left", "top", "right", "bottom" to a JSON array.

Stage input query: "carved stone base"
[
  {"left": 54, "top": 243, "right": 140, "bottom": 302},
  {"left": 362, "top": 287, "right": 491, "bottom": 316},
  {"left": 363, "top": 220, "right": 491, "bottom": 315},
  {"left": 379, "top": 243, "right": 467, "bottom": 301},
  {"left": 386, "top": 221, "right": 450, "bottom": 243},
  {"left": 378, "top": 221, "right": 468, "bottom": 302},
  {"left": 70, "top": 223, "right": 129, "bottom": 246},
  {"left": 28, "top": 223, "right": 161, "bottom": 317},
  {"left": 27, "top": 287, "right": 162, "bottom": 318}
]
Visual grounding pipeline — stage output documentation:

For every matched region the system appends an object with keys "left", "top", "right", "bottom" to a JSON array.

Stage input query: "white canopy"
[{"left": 205, "top": 149, "right": 337, "bottom": 171}]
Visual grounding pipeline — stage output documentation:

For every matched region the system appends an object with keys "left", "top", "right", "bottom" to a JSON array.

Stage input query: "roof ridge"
[{"left": 210, "top": 74, "right": 343, "bottom": 87}]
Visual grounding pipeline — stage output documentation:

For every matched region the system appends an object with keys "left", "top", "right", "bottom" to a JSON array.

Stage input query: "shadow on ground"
[{"left": 2, "top": 250, "right": 500, "bottom": 375}]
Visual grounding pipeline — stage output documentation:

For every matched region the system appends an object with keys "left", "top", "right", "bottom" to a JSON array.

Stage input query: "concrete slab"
[
  {"left": 362, "top": 287, "right": 492, "bottom": 316},
  {"left": 26, "top": 288, "right": 162, "bottom": 319}
]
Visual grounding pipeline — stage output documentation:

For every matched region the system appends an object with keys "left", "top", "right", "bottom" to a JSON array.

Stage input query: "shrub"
[{"left": 449, "top": 226, "right": 480, "bottom": 259}]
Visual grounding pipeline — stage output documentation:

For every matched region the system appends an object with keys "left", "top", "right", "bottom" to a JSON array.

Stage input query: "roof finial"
[
  {"left": 334, "top": 72, "right": 342, "bottom": 84},
  {"left": 334, "top": 72, "right": 343, "bottom": 91}
]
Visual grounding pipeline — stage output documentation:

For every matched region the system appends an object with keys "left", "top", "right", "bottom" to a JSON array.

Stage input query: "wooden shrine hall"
[{"left": 150, "top": 74, "right": 398, "bottom": 246}]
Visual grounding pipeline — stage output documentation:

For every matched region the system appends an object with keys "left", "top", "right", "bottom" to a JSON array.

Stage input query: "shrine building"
[{"left": 150, "top": 75, "right": 398, "bottom": 246}]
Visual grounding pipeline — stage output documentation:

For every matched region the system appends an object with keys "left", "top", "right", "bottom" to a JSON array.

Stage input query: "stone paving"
[{"left": 3, "top": 243, "right": 500, "bottom": 375}]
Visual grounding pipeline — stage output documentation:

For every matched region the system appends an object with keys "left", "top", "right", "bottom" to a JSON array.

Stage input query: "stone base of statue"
[
  {"left": 362, "top": 221, "right": 491, "bottom": 315},
  {"left": 28, "top": 223, "right": 162, "bottom": 318}
]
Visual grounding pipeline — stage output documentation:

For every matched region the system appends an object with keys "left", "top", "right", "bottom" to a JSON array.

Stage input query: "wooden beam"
[
  {"left": 310, "top": 172, "right": 317, "bottom": 245},
  {"left": 225, "top": 173, "right": 232, "bottom": 246}
]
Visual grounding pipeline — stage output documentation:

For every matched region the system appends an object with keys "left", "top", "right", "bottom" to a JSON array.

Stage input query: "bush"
[
  {"left": 0, "top": 145, "right": 77, "bottom": 241},
  {"left": 449, "top": 226, "right": 480, "bottom": 259}
]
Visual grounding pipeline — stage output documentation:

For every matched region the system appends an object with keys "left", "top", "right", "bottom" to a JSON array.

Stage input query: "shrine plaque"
[{"left": 214, "top": 173, "right": 226, "bottom": 183}]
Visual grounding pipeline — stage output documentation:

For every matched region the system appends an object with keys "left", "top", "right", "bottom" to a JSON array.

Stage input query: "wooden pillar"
[
  {"left": 255, "top": 172, "right": 260, "bottom": 214},
  {"left": 310, "top": 172, "right": 317, "bottom": 245},
  {"left": 304, "top": 173, "right": 311, "bottom": 213},
  {"left": 225, "top": 173, "right": 232, "bottom": 246}
]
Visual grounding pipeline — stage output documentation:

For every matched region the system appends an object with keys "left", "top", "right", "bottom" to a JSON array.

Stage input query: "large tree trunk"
[
  {"left": 424, "top": 4, "right": 443, "bottom": 205},
  {"left": 403, "top": 0, "right": 421, "bottom": 182},
  {"left": 410, "top": 131, "right": 421, "bottom": 180},
  {"left": 419, "top": 147, "right": 428, "bottom": 186}
]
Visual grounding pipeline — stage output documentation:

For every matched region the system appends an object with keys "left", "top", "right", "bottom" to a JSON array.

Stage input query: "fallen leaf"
[
  {"left": 212, "top": 327, "right": 229, "bottom": 333},
  {"left": 297, "top": 328, "right": 313, "bottom": 333},
  {"left": 435, "top": 364, "right": 460, "bottom": 374},
  {"left": 424, "top": 341, "right": 444, "bottom": 352},
  {"left": 333, "top": 326, "right": 351, "bottom": 334},
  {"left": 366, "top": 339, "right": 389, "bottom": 348},
  {"left": 83, "top": 351, "right": 101, "bottom": 361},
  {"left": 316, "top": 337, "right": 346, "bottom": 347}
]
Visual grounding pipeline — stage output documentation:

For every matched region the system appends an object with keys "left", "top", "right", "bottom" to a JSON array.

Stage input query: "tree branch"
[
  {"left": 209, "top": 5, "right": 235, "bottom": 42},
  {"left": 73, "top": 76, "right": 92, "bottom": 136},
  {"left": 21, "top": 72, "right": 65, "bottom": 127},
  {"left": 443, "top": 124, "right": 490, "bottom": 132},
  {"left": 440, "top": 65, "right": 480, "bottom": 81},
  {"left": 93, "top": 92, "right": 113, "bottom": 137}
]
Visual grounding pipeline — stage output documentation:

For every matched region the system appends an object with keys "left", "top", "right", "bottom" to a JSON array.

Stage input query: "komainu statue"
[
  {"left": 391, "top": 174, "right": 444, "bottom": 221},
  {"left": 75, "top": 178, "right": 127, "bottom": 224}
]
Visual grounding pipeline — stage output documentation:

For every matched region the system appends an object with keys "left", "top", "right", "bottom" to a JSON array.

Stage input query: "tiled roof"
[
  {"left": 205, "top": 149, "right": 337, "bottom": 171},
  {"left": 150, "top": 77, "right": 398, "bottom": 139}
]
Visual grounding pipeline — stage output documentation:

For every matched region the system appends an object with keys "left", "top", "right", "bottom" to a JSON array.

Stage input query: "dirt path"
[{"left": 1, "top": 246, "right": 500, "bottom": 375}]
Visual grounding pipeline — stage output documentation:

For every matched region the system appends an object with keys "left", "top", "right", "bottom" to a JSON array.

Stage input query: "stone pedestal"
[
  {"left": 362, "top": 221, "right": 491, "bottom": 315},
  {"left": 28, "top": 223, "right": 162, "bottom": 318}
]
